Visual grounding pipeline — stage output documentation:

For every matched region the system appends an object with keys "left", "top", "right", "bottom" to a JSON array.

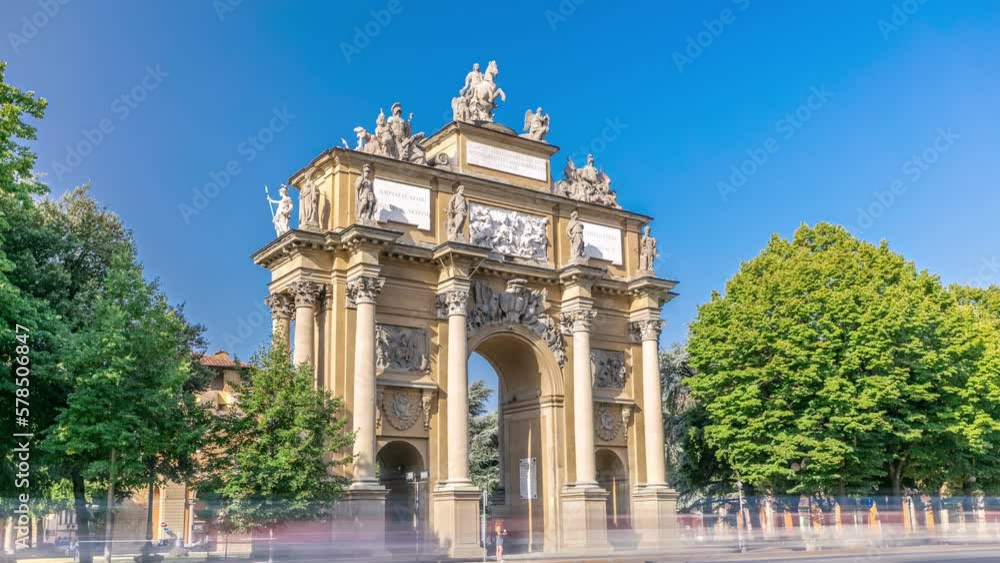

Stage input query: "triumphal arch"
[{"left": 252, "top": 61, "right": 678, "bottom": 557}]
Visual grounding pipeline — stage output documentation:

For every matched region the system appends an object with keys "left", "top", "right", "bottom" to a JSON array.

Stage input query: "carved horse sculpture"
[{"left": 469, "top": 60, "right": 506, "bottom": 120}]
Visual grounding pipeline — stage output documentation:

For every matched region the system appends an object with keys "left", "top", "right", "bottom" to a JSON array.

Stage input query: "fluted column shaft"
[
  {"left": 635, "top": 320, "right": 667, "bottom": 485},
  {"left": 441, "top": 289, "right": 471, "bottom": 485},
  {"left": 291, "top": 281, "right": 322, "bottom": 367},
  {"left": 569, "top": 309, "right": 598, "bottom": 486},
  {"left": 347, "top": 275, "right": 384, "bottom": 486}
]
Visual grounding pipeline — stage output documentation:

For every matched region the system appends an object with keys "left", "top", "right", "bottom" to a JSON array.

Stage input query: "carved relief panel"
[
  {"left": 468, "top": 203, "right": 548, "bottom": 261},
  {"left": 591, "top": 349, "right": 627, "bottom": 390},
  {"left": 375, "top": 324, "right": 430, "bottom": 373}
]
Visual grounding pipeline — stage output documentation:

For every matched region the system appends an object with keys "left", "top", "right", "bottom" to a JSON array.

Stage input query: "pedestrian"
[{"left": 494, "top": 519, "right": 508, "bottom": 561}]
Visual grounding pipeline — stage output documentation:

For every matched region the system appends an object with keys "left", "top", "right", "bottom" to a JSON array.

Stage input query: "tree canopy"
[
  {"left": 687, "top": 223, "right": 1000, "bottom": 498},
  {"left": 205, "top": 340, "right": 353, "bottom": 534}
]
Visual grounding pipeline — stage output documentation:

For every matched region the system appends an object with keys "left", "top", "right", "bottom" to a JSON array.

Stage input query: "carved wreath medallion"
[
  {"left": 382, "top": 387, "right": 421, "bottom": 431},
  {"left": 595, "top": 403, "right": 622, "bottom": 441}
]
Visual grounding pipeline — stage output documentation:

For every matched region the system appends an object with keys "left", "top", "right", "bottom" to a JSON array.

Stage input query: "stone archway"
[
  {"left": 469, "top": 323, "right": 565, "bottom": 555},
  {"left": 376, "top": 441, "right": 425, "bottom": 553}
]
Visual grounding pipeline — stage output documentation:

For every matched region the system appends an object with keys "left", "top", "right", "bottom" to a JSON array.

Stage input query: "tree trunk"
[
  {"left": 72, "top": 469, "right": 94, "bottom": 563},
  {"left": 142, "top": 472, "right": 156, "bottom": 557},
  {"left": 890, "top": 461, "right": 904, "bottom": 499},
  {"left": 268, "top": 527, "right": 274, "bottom": 563},
  {"left": 104, "top": 449, "right": 117, "bottom": 563}
]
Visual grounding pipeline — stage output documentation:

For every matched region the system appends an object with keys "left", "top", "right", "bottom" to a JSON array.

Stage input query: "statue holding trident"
[{"left": 265, "top": 184, "right": 293, "bottom": 236}]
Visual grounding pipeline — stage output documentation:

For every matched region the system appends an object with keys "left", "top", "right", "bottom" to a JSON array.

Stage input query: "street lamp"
[{"left": 736, "top": 480, "right": 746, "bottom": 553}]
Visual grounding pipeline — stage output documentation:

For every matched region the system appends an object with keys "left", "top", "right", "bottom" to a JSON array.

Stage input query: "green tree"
[
  {"left": 206, "top": 341, "right": 353, "bottom": 562},
  {"left": 687, "top": 223, "right": 977, "bottom": 498},
  {"left": 468, "top": 380, "right": 500, "bottom": 494},
  {"left": 660, "top": 345, "right": 734, "bottom": 510},
  {"left": 43, "top": 251, "right": 209, "bottom": 563}
]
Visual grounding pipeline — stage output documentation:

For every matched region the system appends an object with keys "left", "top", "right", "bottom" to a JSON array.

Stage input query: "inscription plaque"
[
  {"left": 466, "top": 140, "right": 548, "bottom": 181},
  {"left": 581, "top": 221, "right": 623, "bottom": 265},
  {"left": 374, "top": 178, "right": 431, "bottom": 230}
]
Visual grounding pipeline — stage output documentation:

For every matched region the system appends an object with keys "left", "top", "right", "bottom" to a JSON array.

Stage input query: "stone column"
[
  {"left": 346, "top": 275, "right": 384, "bottom": 486},
  {"left": 630, "top": 318, "right": 678, "bottom": 549},
  {"left": 568, "top": 308, "right": 598, "bottom": 485},
  {"left": 291, "top": 281, "right": 323, "bottom": 367},
  {"left": 635, "top": 319, "right": 667, "bottom": 485},
  {"left": 264, "top": 292, "right": 294, "bottom": 349},
  {"left": 440, "top": 289, "right": 472, "bottom": 486}
]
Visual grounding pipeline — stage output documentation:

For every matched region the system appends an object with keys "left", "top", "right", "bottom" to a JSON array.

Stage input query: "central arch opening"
[{"left": 469, "top": 326, "right": 564, "bottom": 555}]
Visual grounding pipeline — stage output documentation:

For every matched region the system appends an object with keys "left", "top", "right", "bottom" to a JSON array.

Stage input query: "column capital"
[
  {"left": 630, "top": 319, "right": 664, "bottom": 343},
  {"left": 291, "top": 280, "right": 324, "bottom": 308},
  {"left": 264, "top": 292, "right": 295, "bottom": 319},
  {"left": 562, "top": 308, "right": 597, "bottom": 334},
  {"left": 346, "top": 275, "right": 385, "bottom": 308},
  {"left": 435, "top": 289, "right": 470, "bottom": 318}
]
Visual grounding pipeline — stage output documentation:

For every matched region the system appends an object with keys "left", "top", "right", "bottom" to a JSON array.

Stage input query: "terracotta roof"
[{"left": 198, "top": 350, "right": 249, "bottom": 368}]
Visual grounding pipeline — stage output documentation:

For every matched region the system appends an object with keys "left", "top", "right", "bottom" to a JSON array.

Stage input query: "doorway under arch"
[
  {"left": 376, "top": 440, "right": 426, "bottom": 553},
  {"left": 596, "top": 448, "right": 633, "bottom": 546}
]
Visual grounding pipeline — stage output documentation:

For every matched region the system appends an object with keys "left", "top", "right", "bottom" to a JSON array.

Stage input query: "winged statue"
[{"left": 521, "top": 107, "right": 550, "bottom": 142}]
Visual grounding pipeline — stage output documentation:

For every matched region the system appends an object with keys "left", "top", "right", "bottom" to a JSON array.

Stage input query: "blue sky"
[{"left": 4, "top": 1, "right": 999, "bottom": 402}]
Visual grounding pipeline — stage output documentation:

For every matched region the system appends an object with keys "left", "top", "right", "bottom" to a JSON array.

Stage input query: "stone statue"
[
  {"left": 446, "top": 185, "right": 469, "bottom": 241},
  {"left": 639, "top": 225, "right": 658, "bottom": 273},
  {"left": 521, "top": 107, "right": 550, "bottom": 142},
  {"left": 451, "top": 92, "right": 471, "bottom": 122},
  {"left": 555, "top": 154, "right": 621, "bottom": 209},
  {"left": 461, "top": 62, "right": 483, "bottom": 95},
  {"left": 352, "top": 102, "right": 426, "bottom": 164},
  {"left": 298, "top": 177, "right": 320, "bottom": 230},
  {"left": 356, "top": 163, "right": 377, "bottom": 225},
  {"left": 352, "top": 126, "right": 372, "bottom": 151},
  {"left": 267, "top": 185, "right": 293, "bottom": 236},
  {"left": 567, "top": 210, "right": 586, "bottom": 262},
  {"left": 387, "top": 102, "right": 426, "bottom": 163},
  {"left": 452, "top": 60, "right": 506, "bottom": 123}
]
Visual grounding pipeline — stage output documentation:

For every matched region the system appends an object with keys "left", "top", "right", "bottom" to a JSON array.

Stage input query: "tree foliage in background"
[
  {"left": 205, "top": 341, "right": 353, "bottom": 539},
  {"left": 468, "top": 379, "right": 500, "bottom": 494},
  {"left": 660, "top": 345, "right": 734, "bottom": 510},
  {"left": 687, "top": 223, "right": 995, "bottom": 498}
]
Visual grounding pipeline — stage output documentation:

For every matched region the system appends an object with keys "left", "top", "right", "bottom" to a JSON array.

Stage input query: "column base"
[
  {"left": 431, "top": 484, "right": 483, "bottom": 559},
  {"left": 632, "top": 484, "right": 679, "bottom": 549},
  {"left": 559, "top": 484, "right": 609, "bottom": 551},
  {"left": 335, "top": 485, "right": 388, "bottom": 556}
]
